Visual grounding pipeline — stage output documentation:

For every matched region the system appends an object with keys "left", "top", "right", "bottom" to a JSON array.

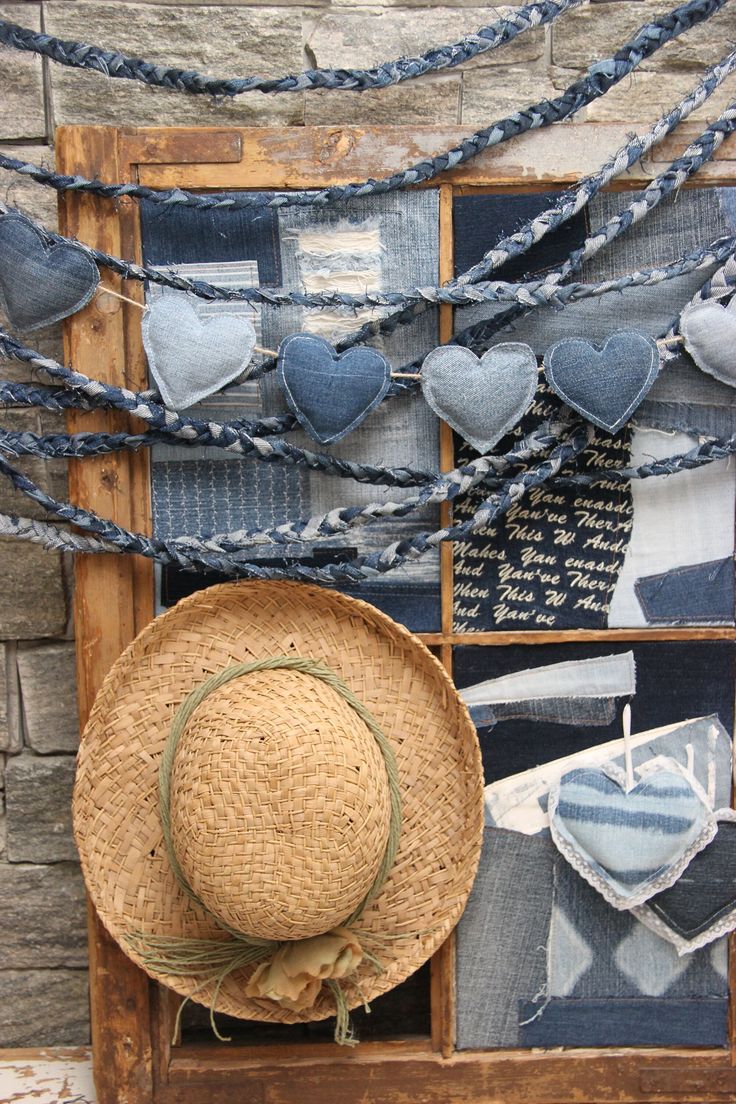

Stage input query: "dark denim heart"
[
  {"left": 0, "top": 213, "right": 100, "bottom": 331},
  {"left": 545, "top": 331, "right": 660, "bottom": 433},
  {"left": 277, "top": 333, "right": 391, "bottom": 445},
  {"left": 645, "top": 819, "right": 736, "bottom": 941},
  {"left": 420, "top": 343, "right": 537, "bottom": 452},
  {"left": 680, "top": 299, "right": 736, "bottom": 388}
]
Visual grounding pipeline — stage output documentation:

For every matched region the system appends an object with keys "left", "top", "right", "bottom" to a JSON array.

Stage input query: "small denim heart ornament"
[
  {"left": 680, "top": 298, "right": 736, "bottom": 388},
  {"left": 420, "top": 343, "right": 537, "bottom": 452},
  {"left": 142, "top": 296, "right": 257, "bottom": 411},
  {"left": 277, "top": 333, "right": 391, "bottom": 445},
  {"left": 633, "top": 814, "right": 736, "bottom": 953},
  {"left": 0, "top": 213, "right": 100, "bottom": 332},
  {"left": 549, "top": 760, "right": 716, "bottom": 910},
  {"left": 544, "top": 331, "right": 660, "bottom": 433}
]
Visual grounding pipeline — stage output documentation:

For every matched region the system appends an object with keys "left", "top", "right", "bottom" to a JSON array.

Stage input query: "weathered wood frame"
[{"left": 50, "top": 123, "right": 736, "bottom": 1104}]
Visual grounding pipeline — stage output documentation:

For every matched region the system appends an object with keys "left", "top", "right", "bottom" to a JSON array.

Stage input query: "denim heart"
[
  {"left": 633, "top": 815, "right": 736, "bottom": 953},
  {"left": 420, "top": 343, "right": 537, "bottom": 452},
  {"left": 549, "top": 760, "right": 716, "bottom": 909},
  {"left": 0, "top": 213, "right": 100, "bottom": 332},
  {"left": 277, "top": 333, "right": 391, "bottom": 445},
  {"left": 544, "top": 331, "right": 660, "bottom": 433},
  {"left": 680, "top": 298, "right": 736, "bottom": 388},
  {"left": 142, "top": 296, "right": 257, "bottom": 411}
]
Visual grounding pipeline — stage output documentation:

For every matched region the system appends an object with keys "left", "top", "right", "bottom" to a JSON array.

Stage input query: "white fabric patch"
[
  {"left": 461, "top": 652, "right": 636, "bottom": 708},
  {"left": 608, "top": 427, "right": 736, "bottom": 626}
]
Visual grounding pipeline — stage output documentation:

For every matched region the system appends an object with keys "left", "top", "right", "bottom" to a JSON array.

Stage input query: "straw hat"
[{"left": 73, "top": 581, "right": 483, "bottom": 1031}]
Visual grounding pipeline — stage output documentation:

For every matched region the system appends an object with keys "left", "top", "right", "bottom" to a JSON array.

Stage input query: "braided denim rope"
[
  {"left": 3, "top": 430, "right": 735, "bottom": 568},
  {"left": 0, "top": 427, "right": 590, "bottom": 579},
  {"left": 0, "top": 0, "right": 582, "bottom": 98},
  {"left": 0, "top": 421, "right": 564, "bottom": 547},
  {"left": 2, "top": 232, "right": 733, "bottom": 486},
  {"left": 0, "top": 0, "right": 722, "bottom": 218},
  {"left": 5, "top": 87, "right": 732, "bottom": 324}
]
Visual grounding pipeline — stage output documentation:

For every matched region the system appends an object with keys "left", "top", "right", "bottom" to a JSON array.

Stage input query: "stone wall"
[{"left": 0, "top": 0, "right": 732, "bottom": 1047}]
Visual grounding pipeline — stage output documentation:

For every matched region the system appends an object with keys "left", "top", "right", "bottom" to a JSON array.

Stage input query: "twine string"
[{"left": 133, "top": 655, "right": 402, "bottom": 1045}]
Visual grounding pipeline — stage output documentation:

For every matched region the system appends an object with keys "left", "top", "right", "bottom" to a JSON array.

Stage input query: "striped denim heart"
[
  {"left": 680, "top": 298, "right": 736, "bottom": 389},
  {"left": 549, "top": 760, "right": 716, "bottom": 910}
]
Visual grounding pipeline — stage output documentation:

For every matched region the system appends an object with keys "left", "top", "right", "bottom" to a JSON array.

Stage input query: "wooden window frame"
[{"left": 45, "top": 122, "right": 736, "bottom": 1103}]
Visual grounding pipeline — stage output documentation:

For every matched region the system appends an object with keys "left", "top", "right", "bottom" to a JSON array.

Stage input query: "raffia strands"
[
  {"left": 0, "top": 0, "right": 583, "bottom": 97},
  {"left": 72, "top": 582, "right": 484, "bottom": 1025}
]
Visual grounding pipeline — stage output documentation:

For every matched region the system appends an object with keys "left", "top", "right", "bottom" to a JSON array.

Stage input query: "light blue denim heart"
[
  {"left": 420, "top": 343, "right": 537, "bottom": 452},
  {"left": 0, "top": 212, "right": 100, "bottom": 331},
  {"left": 142, "top": 295, "right": 256, "bottom": 411},
  {"left": 549, "top": 761, "right": 716, "bottom": 909},
  {"left": 680, "top": 298, "right": 736, "bottom": 389},
  {"left": 545, "top": 331, "right": 660, "bottom": 433},
  {"left": 277, "top": 333, "right": 391, "bottom": 445}
]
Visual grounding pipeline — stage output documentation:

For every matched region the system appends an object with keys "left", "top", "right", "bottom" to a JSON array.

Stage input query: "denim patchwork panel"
[
  {"left": 142, "top": 191, "right": 443, "bottom": 631},
  {"left": 452, "top": 186, "right": 736, "bottom": 630}
]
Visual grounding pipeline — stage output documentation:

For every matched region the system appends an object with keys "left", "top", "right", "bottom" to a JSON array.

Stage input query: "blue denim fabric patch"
[
  {"left": 456, "top": 828, "right": 555, "bottom": 1050},
  {"left": 545, "top": 331, "right": 660, "bottom": 433},
  {"left": 518, "top": 998, "right": 728, "bottom": 1047},
  {"left": 453, "top": 192, "right": 589, "bottom": 283},
  {"left": 452, "top": 379, "right": 633, "bottom": 633},
  {"left": 421, "top": 343, "right": 537, "bottom": 453},
  {"left": 468, "top": 696, "right": 619, "bottom": 729},
  {"left": 278, "top": 332, "right": 391, "bottom": 444},
  {"left": 140, "top": 194, "right": 282, "bottom": 285},
  {"left": 635, "top": 558, "right": 734, "bottom": 626},
  {"left": 0, "top": 213, "right": 100, "bottom": 331}
]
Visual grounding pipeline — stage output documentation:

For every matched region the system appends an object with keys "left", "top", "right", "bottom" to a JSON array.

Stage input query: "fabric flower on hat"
[{"left": 245, "top": 927, "right": 363, "bottom": 1011}]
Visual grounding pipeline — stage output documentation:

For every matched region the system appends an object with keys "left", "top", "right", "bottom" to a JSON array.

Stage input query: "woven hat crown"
[{"left": 169, "top": 666, "right": 391, "bottom": 942}]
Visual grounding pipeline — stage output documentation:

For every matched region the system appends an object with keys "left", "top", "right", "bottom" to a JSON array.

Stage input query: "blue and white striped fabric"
[{"left": 549, "top": 761, "right": 716, "bottom": 909}]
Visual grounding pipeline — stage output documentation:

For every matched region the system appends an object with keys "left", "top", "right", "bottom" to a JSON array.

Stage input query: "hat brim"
[{"left": 73, "top": 581, "right": 484, "bottom": 1024}]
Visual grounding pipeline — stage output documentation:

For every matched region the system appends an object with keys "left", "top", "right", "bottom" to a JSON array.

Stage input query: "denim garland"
[
  {"left": 1, "top": 226, "right": 734, "bottom": 481},
  {"left": 0, "top": 0, "right": 724, "bottom": 217},
  {"left": 0, "top": 428, "right": 589, "bottom": 579},
  {"left": 0, "top": 0, "right": 582, "bottom": 98},
  {"left": 2, "top": 84, "right": 734, "bottom": 315}
]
